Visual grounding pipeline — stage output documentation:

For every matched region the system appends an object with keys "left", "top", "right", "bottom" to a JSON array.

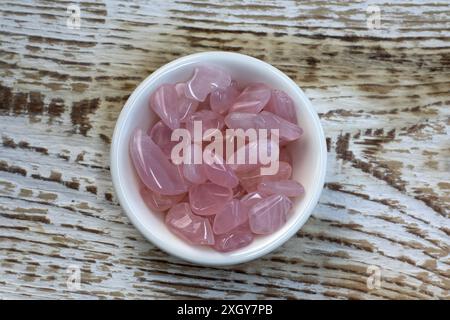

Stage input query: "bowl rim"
[{"left": 110, "top": 51, "right": 327, "bottom": 266}]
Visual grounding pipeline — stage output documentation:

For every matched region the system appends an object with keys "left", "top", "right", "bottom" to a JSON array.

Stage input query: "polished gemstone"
[
  {"left": 225, "top": 111, "right": 303, "bottom": 142},
  {"left": 182, "top": 144, "right": 208, "bottom": 184},
  {"left": 175, "top": 82, "right": 199, "bottom": 121},
  {"left": 150, "top": 83, "right": 198, "bottom": 129},
  {"left": 130, "top": 129, "right": 187, "bottom": 195},
  {"left": 257, "top": 180, "right": 304, "bottom": 197},
  {"left": 240, "top": 191, "right": 265, "bottom": 208},
  {"left": 264, "top": 89, "right": 297, "bottom": 124},
  {"left": 248, "top": 194, "right": 293, "bottom": 234},
  {"left": 259, "top": 111, "right": 303, "bottom": 142},
  {"left": 228, "top": 138, "right": 279, "bottom": 173},
  {"left": 229, "top": 83, "right": 271, "bottom": 113},
  {"left": 140, "top": 187, "right": 185, "bottom": 212},
  {"left": 237, "top": 161, "right": 292, "bottom": 192},
  {"left": 210, "top": 80, "right": 240, "bottom": 114},
  {"left": 213, "top": 199, "right": 248, "bottom": 235},
  {"left": 224, "top": 112, "right": 259, "bottom": 130},
  {"left": 185, "top": 64, "right": 231, "bottom": 102},
  {"left": 166, "top": 203, "right": 215, "bottom": 245},
  {"left": 189, "top": 182, "right": 233, "bottom": 216},
  {"left": 212, "top": 224, "right": 253, "bottom": 252},
  {"left": 184, "top": 110, "right": 225, "bottom": 141},
  {"left": 148, "top": 120, "right": 177, "bottom": 157},
  {"left": 204, "top": 150, "right": 239, "bottom": 188}
]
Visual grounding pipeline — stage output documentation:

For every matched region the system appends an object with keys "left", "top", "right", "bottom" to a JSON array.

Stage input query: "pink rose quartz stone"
[
  {"left": 229, "top": 83, "right": 271, "bottom": 114},
  {"left": 240, "top": 191, "right": 265, "bottom": 208},
  {"left": 182, "top": 160, "right": 207, "bottom": 185},
  {"left": 210, "top": 80, "right": 240, "bottom": 114},
  {"left": 249, "top": 194, "right": 293, "bottom": 234},
  {"left": 165, "top": 203, "right": 215, "bottom": 245},
  {"left": 140, "top": 187, "right": 185, "bottom": 212},
  {"left": 225, "top": 111, "right": 303, "bottom": 142},
  {"left": 212, "top": 224, "right": 253, "bottom": 252},
  {"left": 204, "top": 150, "right": 239, "bottom": 189},
  {"left": 259, "top": 111, "right": 303, "bottom": 142},
  {"left": 148, "top": 120, "right": 177, "bottom": 158},
  {"left": 130, "top": 129, "right": 188, "bottom": 195},
  {"left": 257, "top": 180, "right": 305, "bottom": 197},
  {"left": 189, "top": 182, "right": 232, "bottom": 216},
  {"left": 213, "top": 199, "right": 248, "bottom": 235},
  {"left": 228, "top": 138, "right": 279, "bottom": 173},
  {"left": 185, "top": 65, "right": 232, "bottom": 102},
  {"left": 237, "top": 161, "right": 293, "bottom": 193},
  {"left": 264, "top": 89, "right": 298, "bottom": 124},
  {"left": 182, "top": 144, "right": 208, "bottom": 184},
  {"left": 150, "top": 83, "right": 198, "bottom": 130},
  {"left": 224, "top": 112, "right": 259, "bottom": 131},
  {"left": 175, "top": 82, "right": 199, "bottom": 121},
  {"left": 184, "top": 110, "right": 225, "bottom": 141}
]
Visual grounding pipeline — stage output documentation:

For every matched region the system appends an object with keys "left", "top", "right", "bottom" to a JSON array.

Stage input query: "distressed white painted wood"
[{"left": 0, "top": 0, "right": 448, "bottom": 299}]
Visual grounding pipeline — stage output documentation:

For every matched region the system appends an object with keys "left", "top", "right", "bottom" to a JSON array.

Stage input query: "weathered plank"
[{"left": 0, "top": 0, "right": 449, "bottom": 299}]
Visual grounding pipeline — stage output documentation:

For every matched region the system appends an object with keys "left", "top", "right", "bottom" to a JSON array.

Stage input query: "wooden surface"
[{"left": 0, "top": 0, "right": 449, "bottom": 300}]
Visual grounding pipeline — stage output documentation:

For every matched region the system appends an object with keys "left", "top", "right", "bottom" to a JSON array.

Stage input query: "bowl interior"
[{"left": 111, "top": 52, "right": 326, "bottom": 265}]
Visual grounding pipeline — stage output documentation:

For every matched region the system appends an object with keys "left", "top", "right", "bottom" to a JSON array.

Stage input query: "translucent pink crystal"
[
  {"left": 213, "top": 199, "right": 248, "bottom": 235},
  {"left": 228, "top": 138, "right": 279, "bottom": 173},
  {"left": 150, "top": 84, "right": 180, "bottom": 129},
  {"left": 213, "top": 224, "right": 253, "bottom": 252},
  {"left": 189, "top": 182, "right": 232, "bottom": 216},
  {"left": 148, "top": 120, "right": 177, "bottom": 157},
  {"left": 210, "top": 80, "right": 240, "bottom": 115},
  {"left": 175, "top": 82, "right": 199, "bottom": 121},
  {"left": 248, "top": 194, "right": 293, "bottom": 234},
  {"left": 224, "top": 112, "right": 258, "bottom": 130},
  {"left": 259, "top": 111, "right": 303, "bottom": 142},
  {"left": 130, "top": 129, "right": 188, "bottom": 195},
  {"left": 264, "top": 90, "right": 297, "bottom": 124},
  {"left": 184, "top": 110, "right": 224, "bottom": 141},
  {"left": 185, "top": 65, "right": 231, "bottom": 102},
  {"left": 225, "top": 111, "right": 303, "bottom": 142},
  {"left": 140, "top": 187, "right": 185, "bottom": 212},
  {"left": 237, "top": 161, "right": 292, "bottom": 192},
  {"left": 240, "top": 191, "right": 265, "bottom": 208},
  {"left": 229, "top": 83, "right": 271, "bottom": 113},
  {"left": 182, "top": 144, "right": 207, "bottom": 184},
  {"left": 204, "top": 150, "right": 239, "bottom": 188},
  {"left": 258, "top": 180, "right": 304, "bottom": 197},
  {"left": 150, "top": 84, "right": 198, "bottom": 130},
  {"left": 165, "top": 203, "right": 215, "bottom": 245}
]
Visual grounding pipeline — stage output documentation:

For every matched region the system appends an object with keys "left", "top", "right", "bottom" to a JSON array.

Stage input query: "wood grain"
[{"left": 0, "top": 0, "right": 449, "bottom": 299}]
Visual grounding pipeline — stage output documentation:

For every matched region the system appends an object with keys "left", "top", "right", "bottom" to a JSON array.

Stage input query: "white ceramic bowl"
[{"left": 110, "top": 51, "right": 327, "bottom": 266}]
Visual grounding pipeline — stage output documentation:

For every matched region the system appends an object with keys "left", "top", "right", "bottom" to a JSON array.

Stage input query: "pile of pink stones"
[{"left": 130, "top": 64, "right": 305, "bottom": 252}]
